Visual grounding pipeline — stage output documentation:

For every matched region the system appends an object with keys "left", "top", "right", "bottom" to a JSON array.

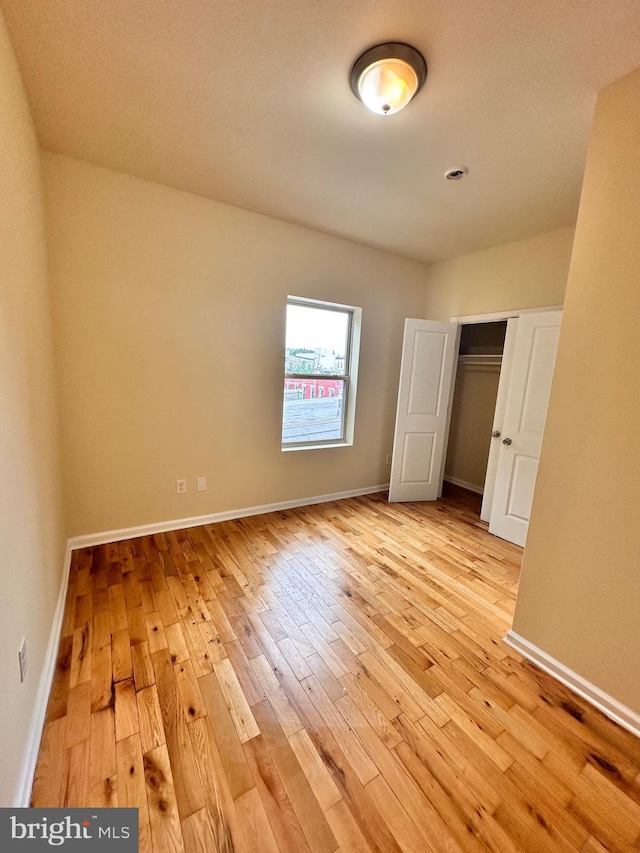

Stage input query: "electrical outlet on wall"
[
  {"left": 18, "top": 638, "right": 27, "bottom": 683},
  {"left": 176, "top": 478, "right": 187, "bottom": 494}
]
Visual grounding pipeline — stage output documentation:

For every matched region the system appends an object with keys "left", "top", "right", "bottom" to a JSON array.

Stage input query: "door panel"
[
  {"left": 400, "top": 432, "right": 436, "bottom": 483},
  {"left": 519, "top": 326, "right": 560, "bottom": 433},
  {"left": 407, "top": 330, "right": 447, "bottom": 414},
  {"left": 389, "top": 319, "right": 458, "bottom": 502},
  {"left": 489, "top": 311, "right": 562, "bottom": 546},
  {"left": 506, "top": 454, "right": 538, "bottom": 520}
]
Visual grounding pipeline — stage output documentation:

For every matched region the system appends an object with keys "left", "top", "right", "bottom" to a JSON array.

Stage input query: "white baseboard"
[
  {"left": 68, "top": 484, "right": 390, "bottom": 550},
  {"left": 443, "top": 476, "right": 484, "bottom": 495},
  {"left": 14, "top": 546, "right": 73, "bottom": 807},
  {"left": 504, "top": 630, "right": 640, "bottom": 739}
]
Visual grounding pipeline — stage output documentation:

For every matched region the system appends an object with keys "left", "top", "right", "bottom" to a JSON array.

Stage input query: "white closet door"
[
  {"left": 480, "top": 318, "right": 518, "bottom": 522},
  {"left": 389, "top": 318, "right": 459, "bottom": 502},
  {"left": 489, "top": 311, "right": 562, "bottom": 546}
]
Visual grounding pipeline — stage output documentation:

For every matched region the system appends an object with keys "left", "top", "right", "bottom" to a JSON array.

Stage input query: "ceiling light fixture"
[{"left": 350, "top": 43, "right": 427, "bottom": 116}]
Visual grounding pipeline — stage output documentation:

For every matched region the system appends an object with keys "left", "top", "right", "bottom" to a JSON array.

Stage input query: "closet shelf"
[{"left": 457, "top": 354, "right": 502, "bottom": 366}]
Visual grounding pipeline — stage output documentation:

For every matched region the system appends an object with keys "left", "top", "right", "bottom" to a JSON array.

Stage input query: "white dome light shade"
[
  {"left": 357, "top": 59, "right": 418, "bottom": 115},
  {"left": 351, "top": 43, "right": 427, "bottom": 116}
]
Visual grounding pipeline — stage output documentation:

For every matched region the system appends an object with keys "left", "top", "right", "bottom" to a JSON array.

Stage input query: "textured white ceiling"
[{"left": 2, "top": 0, "right": 640, "bottom": 262}]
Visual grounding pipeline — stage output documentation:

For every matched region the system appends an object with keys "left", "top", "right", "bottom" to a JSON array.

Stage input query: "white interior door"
[
  {"left": 480, "top": 317, "right": 519, "bottom": 522},
  {"left": 489, "top": 310, "right": 562, "bottom": 546},
  {"left": 389, "top": 318, "right": 459, "bottom": 502}
]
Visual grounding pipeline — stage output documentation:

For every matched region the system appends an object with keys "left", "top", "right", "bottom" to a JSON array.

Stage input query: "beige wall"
[
  {"left": 43, "top": 153, "right": 428, "bottom": 538},
  {"left": 0, "top": 14, "right": 65, "bottom": 805},
  {"left": 513, "top": 67, "right": 640, "bottom": 714},
  {"left": 445, "top": 364, "right": 500, "bottom": 492},
  {"left": 423, "top": 227, "right": 574, "bottom": 320}
]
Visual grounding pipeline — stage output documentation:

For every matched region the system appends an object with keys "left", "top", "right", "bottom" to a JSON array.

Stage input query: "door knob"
[
  {"left": 502, "top": 437, "right": 512, "bottom": 445},
  {"left": 491, "top": 430, "right": 501, "bottom": 438}
]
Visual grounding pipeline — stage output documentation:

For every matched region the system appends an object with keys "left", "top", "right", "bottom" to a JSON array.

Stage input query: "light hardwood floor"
[{"left": 33, "top": 486, "right": 640, "bottom": 852}]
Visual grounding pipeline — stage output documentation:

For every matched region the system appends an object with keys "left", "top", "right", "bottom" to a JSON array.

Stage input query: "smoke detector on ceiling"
[{"left": 445, "top": 167, "right": 468, "bottom": 181}]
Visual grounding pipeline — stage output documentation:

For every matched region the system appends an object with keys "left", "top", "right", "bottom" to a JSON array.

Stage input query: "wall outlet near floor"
[
  {"left": 196, "top": 476, "right": 207, "bottom": 492},
  {"left": 176, "top": 478, "right": 187, "bottom": 494},
  {"left": 18, "top": 638, "right": 27, "bottom": 683},
  {"left": 385, "top": 453, "right": 392, "bottom": 466}
]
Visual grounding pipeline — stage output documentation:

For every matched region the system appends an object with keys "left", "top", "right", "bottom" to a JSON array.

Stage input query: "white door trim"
[{"left": 450, "top": 306, "right": 562, "bottom": 325}]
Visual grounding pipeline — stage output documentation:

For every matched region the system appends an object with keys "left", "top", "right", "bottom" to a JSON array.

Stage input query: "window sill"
[{"left": 281, "top": 440, "right": 353, "bottom": 452}]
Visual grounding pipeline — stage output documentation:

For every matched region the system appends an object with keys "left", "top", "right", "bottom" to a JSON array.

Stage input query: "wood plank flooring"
[{"left": 33, "top": 486, "right": 640, "bottom": 852}]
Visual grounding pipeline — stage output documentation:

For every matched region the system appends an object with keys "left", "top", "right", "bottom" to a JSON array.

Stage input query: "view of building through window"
[{"left": 283, "top": 300, "right": 352, "bottom": 445}]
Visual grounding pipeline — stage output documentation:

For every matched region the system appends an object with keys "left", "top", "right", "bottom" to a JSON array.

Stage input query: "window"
[{"left": 282, "top": 296, "right": 361, "bottom": 449}]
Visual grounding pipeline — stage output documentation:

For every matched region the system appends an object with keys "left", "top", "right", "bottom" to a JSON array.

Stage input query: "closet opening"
[{"left": 443, "top": 321, "right": 507, "bottom": 518}]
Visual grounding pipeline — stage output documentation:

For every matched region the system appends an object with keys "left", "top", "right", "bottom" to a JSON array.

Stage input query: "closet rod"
[{"left": 457, "top": 354, "right": 502, "bottom": 366}]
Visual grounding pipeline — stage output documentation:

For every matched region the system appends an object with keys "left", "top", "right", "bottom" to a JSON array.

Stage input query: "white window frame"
[{"left": 282, "top": 295, "right": 361, "bottom": 451}]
